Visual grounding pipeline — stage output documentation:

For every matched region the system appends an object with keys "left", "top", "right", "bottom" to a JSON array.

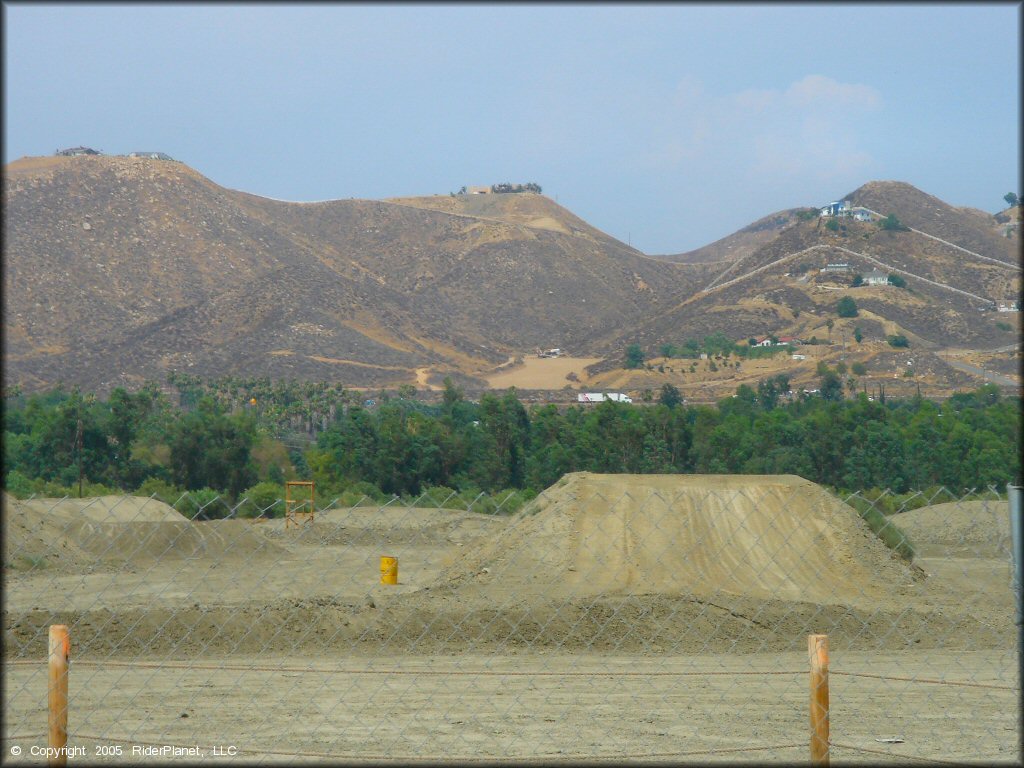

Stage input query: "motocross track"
[
  {"left": 2, "top": 474, "right": 1012, "bottom": 657},
  {"left": 2, "top": 476, "right": 1017, "bottom": 763}
]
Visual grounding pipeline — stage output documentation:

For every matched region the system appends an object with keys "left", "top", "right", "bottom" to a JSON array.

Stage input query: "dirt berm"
[{"left": 438, "top": 473, "right": 915, "bottom": 604}]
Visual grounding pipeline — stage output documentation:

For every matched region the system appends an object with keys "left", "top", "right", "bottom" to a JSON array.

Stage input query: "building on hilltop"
[
  {"left": 821, "top": 262, "right": 851, "bottom": 273},
  {"left": 55, "top": 146, "right": 101, "bottom": 156},
  {"left": 819, "top": 200, "right": 851, "bottom": 217},
  {"left": 128, "top": 151, "right": 174, "bottom": 160},
  {"left": 863, "top": 269, "right": 889, "bottom": 286},
  {"left": 465, "top": 186, "right": 490, "bottom": 195}
]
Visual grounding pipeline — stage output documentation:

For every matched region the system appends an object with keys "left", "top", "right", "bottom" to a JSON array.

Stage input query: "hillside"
[
  {"left": 2, "top": 155, "right": 700, "bottom": 393},
  {"left": 658, "top": 207, "right": 808, "bottom": 265},
  {"left": 601, "top": 182, "right": 1020, "bottom": 354},
  {"left": 2, "top": 159, "right": 1018, "bottom": 398}
]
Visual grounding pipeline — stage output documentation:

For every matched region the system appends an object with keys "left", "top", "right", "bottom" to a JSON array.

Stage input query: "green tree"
[
  {"left": 836, "top": 297, "right": 859, "bottom": 318},
  {"left": 1005, "top": 192, "right": 1019, "bottom": 208},
  {"left": 887, "top": 334, "right": 909, "bottom": 348},
  {"left": 853, "top": 326, "right": 863, "bottom": 343},
  {"left": 888, "top": 274, "right": 907, "bottom": 288},
  {"left": 657, "top": 383, "right": 683, "bottom": 409},
  {"left": 624, "top": 344, "right": 645, "bottom": 369},
  {"left": 167, "top": 397, "right": 257, "bottom": 503},
  {"left": 880, "top": 214, "right": 909, "bottom": 232}
]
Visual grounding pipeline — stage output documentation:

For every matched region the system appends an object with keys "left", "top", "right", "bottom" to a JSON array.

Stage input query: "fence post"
[
  {"left": 809, "top": 633, "right": 830, "bottom": 766},
  {"left": 1009, "top": 484, "right": 1022, "bottom": 765},
  {"left": 48, "top": 624, "right": 70, "bottom": 767}
]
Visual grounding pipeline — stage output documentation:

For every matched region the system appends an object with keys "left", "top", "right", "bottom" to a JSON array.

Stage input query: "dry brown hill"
[
  {"left": 3, "top": 155, "right": 699, "bottom": 393},
  {"left": 599, "top": 182, "right": 1020, "bottom": 361},
  {"left": 659, "top": 207, "right": 808, "bottom": 265},
  {"left": 3, "top": 160, "right": 1017, "bottom": 396}
]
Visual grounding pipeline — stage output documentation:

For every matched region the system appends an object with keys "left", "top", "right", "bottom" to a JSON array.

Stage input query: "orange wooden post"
[
  {"left": 809, "top": 633, "right": 830, "bottom": 766},
  {"left": 48, "top": 625, "right": 70, "bottom": 767}
]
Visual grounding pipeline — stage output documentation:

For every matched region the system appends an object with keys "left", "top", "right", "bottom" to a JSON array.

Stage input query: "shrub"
[
  {"left": 843, "top": 493, "right": 915, "bottom": 561},
  {"left": 174, "top": 488, "right": 228, "bottom": 520},
  {"left": 417, "top": 485, "right": 461, "bottom": 509},
  {"left": 887, "top": 274, "right": 907, "bottom": 288},
  {"left": 887, "top": 334, "right": 909, "bottom": 348},
  {"left": 4, "top": 470, "right": 35, "bottom": 498},
  {"left": 135, "top": 478, "right": 188, "bottom": 507},
  {"left": 851, "top": 362, "right": 867, "bottom": 376},
  {"left": 836, "top": 296, "right": 859, "bottom": 317},
  {"left": 880, "top": 214, "right": 909, "bottom": 232},
  {"left": 624, "top": 344, "right": 645, "bottom": 369},
  {"left": 238, "top": 481, "right": 285, "bottom": 518}
]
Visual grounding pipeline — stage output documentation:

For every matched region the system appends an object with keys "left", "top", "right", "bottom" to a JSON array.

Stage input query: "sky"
[{"left": 3, "top": 3, "right": 1020, "bottom": 254}]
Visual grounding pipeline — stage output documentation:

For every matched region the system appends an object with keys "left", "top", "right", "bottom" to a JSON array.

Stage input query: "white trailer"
[{"left": 578, "top": 392, "right": 632, "bottom": 403}]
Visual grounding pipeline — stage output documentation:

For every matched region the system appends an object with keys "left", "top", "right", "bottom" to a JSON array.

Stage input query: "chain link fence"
[{"left": 3, "top": 474, "right": 1020, "bottom": 764}]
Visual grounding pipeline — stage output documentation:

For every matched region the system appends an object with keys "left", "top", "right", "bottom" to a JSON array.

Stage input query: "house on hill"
[
  {"left": 465, "top": 186, "right": 490, "bottom": 195},
  {"left": 819, "top": 200, "right": 851, "bottom": 217},
  {"left": 55, "top": 146, "right": 100, "bottom": 156},
  {"left": 997, "top": 300, "right": 1020, "bottom": 312},
  {"left": 821, "top": 262, "right": 851, "bottom": 274},
  {"left": 128, "top": 151, "right": 174, "bottom": 160},
  {"left": 863, "top": 269, "right": 889, "bottom": 286},
  {"left": 851, "top": 208, "right": 873, "bottom": 222}
]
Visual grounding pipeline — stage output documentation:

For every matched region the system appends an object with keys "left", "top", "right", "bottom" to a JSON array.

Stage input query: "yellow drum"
[{"left": 380, "top": 556, "right": 398, "bottom": 585}]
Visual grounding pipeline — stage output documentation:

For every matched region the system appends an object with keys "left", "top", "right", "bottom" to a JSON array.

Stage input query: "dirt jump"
[
  {"left": 1, "top": 474, "right": 1013, "bottom": 657},
  {"left": 3, "top": 477, "right": 1018, "bottom": 764}
]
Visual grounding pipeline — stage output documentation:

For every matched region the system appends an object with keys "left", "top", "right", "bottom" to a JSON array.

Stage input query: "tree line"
[{"left": 3, "top": 378, "right": 1018, "bottom": 516}]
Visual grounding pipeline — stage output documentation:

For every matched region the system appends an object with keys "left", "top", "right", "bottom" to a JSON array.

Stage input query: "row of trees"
[{"left": 4, "top": 379, "right": 1018, "bottom": 511}]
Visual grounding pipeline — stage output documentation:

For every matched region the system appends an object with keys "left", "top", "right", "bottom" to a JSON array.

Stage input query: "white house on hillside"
[{"left": 863, "top": 269, "right": 889, "bottom": 286}]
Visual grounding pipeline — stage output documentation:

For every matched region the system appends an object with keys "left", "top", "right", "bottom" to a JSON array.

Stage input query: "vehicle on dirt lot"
[{"left": 577, "top": 392, "right": 632, "bottom": 403}]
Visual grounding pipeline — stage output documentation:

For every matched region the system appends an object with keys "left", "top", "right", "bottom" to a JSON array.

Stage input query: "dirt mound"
[
  {"left": 440, "top": 473, "right": 915, "bottom": 605},
  {"left": 895, "top": 500, "right": 1011, "bottom": 557},
  {"left": 2, "top": 495, "right": 286, "bottom": 572}
]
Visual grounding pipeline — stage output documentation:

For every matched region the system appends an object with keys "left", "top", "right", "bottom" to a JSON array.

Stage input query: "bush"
[
  {"left": 238, "top": 481, "right": 285, "bottom": 518},
  {"left": 174, "top": 488, "right": 228, "bottom": 520},
  {"left": 624, "top": 344, "right": 645, "bottom": 369},
  {"left": 4, "top": 470, "right": 35, "bottom": 498},
  {"left": 135, "top": 477, "right": 187, "bottom": 507},
  {"left": 888, "top": 274, "right": 907, "bottom": 288},
  {"left": 880, "top": 214, "right": 909, "bottom": 232},
  {"left": 417, "top": 485, "right": 462, "bottom": 509},
  {"left": 836, "top": 296, "right": 859, "bottom": 318},
  {"left": 851, "top": 362, "right": 867, "bottom": 376},
  {"left": 887, "top": 334, "right": 910, "bottom": 348},
  {"left": 843, "top": 492, "right": 915, "bottom": 560}
]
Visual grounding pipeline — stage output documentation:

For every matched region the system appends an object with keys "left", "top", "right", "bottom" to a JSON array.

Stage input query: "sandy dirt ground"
[
  {"left": 484, "top": 356, "right": 603, "bottom": 390},
  {"left": 2, "top": 476, "right": 1018, "bottom": 763}
]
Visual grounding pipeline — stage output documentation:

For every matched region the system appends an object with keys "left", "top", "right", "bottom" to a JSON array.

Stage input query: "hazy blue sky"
[{"left": 3, "top": 3, "right": 1020, "bottom": 254}]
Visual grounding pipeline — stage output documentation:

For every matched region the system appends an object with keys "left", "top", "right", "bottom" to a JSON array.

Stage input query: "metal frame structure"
[{"left": 285, "top": 481, "right": 315, "bottom": 529}]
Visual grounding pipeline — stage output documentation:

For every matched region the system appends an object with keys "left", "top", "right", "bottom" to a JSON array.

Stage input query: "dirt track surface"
[{"left": 3, "top": 475, "right": 1018, "bottom": 762}]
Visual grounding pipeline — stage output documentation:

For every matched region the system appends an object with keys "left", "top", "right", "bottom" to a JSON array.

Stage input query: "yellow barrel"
[{"left": 380, "top": 556, "right": 398, "bottom": 585}]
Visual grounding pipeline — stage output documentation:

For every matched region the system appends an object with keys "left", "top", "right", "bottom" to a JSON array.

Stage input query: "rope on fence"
[
  {"left": 69, "top": 732, "right": 807, "bottom": 762},
  {"left": 831, "top": 671, "right": 1016, "bottom": 691}
]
